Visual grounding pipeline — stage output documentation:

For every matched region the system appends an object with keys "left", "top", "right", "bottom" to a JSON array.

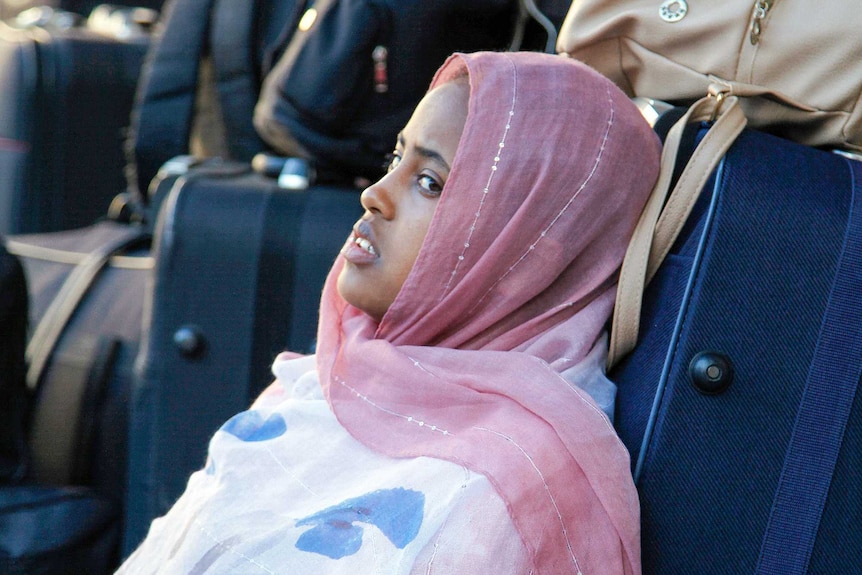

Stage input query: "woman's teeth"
[{"left": 354, "top": 236, "right": 376, "bottom": 255}]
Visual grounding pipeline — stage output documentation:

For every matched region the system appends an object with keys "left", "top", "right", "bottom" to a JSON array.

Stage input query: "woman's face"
[{"left": 337, "top": 80, "right": 469, "bottom": 321}]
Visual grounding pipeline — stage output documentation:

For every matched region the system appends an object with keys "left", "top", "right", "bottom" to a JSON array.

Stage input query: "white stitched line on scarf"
[
  {"left": 334, "top": 375, "right": 453, "bottom": 436},
  {"left": 533, "top": 354, "right": 619, "bottom": 438},
  {"left": 262, "top": 443, "right": 319, "bottom": 497},
  {"left": 440, "top": 55, "right": 518, "bottom": 300},
  {"left": 193, "top": 519, "right": 276, "bottom": 574},
  {"left": 568, "top": 379, "right": 614, "bottom": 427},
  {"left": 424, "top": 520, "right": 444, "bottom": 575},
  {"left": 559, "top": 374, "right": 618, "bottom": 438},
  {"left": 468, "top": 84, "right": 616, "bottom": 315},
  {"left": 424, "top": 467, "right": 471, "bottom": 575},
  {"left": 472, "top": 426, "right": 583, "bottom": 575},
  {"left": 368, "top": 523, "right": 383, "bottom": 575},
  {"left": 406, "top": 355, "right": 438, "bottom": 378}
]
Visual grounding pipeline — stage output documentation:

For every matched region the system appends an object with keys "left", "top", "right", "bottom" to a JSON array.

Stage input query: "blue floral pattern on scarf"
[
  {"left": 295, "top": 488, "right": 425, "bottom": 559},
  {"left": 220, "top": 410, "right": 287, "bottom": 442}
]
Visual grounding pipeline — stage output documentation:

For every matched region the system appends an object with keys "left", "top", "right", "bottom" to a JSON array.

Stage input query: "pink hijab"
[{"left": 316, "top": 51, "right": 660, "bottom": 574}]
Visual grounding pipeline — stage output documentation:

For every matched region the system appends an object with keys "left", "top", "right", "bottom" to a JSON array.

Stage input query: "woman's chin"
[{"left": 336, "top": 266, "right": 385, "bottom": 321}]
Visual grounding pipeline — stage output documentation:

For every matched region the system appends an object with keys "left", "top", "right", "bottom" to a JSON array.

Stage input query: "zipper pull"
[
  {"left": 750, "top": 0, "right": 772, "bottom": 45},
  {"left": 372, "top": 45, "right": 388, "bottom": 94}
]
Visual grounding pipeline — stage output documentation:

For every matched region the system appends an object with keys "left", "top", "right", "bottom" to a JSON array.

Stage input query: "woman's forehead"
[{"left": 401, "top": 82, "right": 469, "bottom": 158}]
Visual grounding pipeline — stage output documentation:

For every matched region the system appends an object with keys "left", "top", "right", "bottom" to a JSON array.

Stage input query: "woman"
[{"left": 118, "top": 51, "right": 660, "bottom": 574}]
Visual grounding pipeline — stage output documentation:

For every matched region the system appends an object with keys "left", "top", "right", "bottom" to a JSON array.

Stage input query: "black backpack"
[{"left": 253, "top": 0, "right": 521, "bottom": 183}]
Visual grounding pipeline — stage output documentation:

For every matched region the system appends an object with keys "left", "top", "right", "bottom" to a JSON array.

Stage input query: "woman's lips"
[{"left": 341, "top": 220, "right": 379, "bottom": 264}]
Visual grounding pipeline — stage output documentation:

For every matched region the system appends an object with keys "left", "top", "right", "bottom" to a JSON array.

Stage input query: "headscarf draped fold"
[{"left": 317, "top": 51, "right": 660, "bottom": 574}]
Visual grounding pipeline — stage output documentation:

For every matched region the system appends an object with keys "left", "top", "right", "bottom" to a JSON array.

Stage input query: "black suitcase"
[
  {"left": 0, "top": 11, "right": 150, "bottom": 235},
  {"left": 0, "top": 243, "right": 27, "bottom": 484},
  {"left": 123, "top": 159, "right": 363, "bottom": 553}
]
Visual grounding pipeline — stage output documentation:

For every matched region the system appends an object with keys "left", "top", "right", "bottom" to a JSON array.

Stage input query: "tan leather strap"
[{"left": 607, "top": 92, "right": 747, "bottom": 370}]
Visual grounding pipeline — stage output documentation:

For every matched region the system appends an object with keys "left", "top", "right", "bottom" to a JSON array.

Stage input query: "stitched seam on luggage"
[
  {"left": 747, "top": 0, "right": 781, "bottom": 83},
  {"left": 616, "top": 36, "right": 633, "bottom": 96},
  {"left": 754, "top": 155, "right": 861, "bottom": 574},
  {"left": 634, "top": 162, "right": 726, "bottom": 482}
]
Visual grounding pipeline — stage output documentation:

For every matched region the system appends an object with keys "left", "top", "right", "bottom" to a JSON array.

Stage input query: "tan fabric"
[{"left": 559, "top": 0, "right": 862, "bottom": 151}]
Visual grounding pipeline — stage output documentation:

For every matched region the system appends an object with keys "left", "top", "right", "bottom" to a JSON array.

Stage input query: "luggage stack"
[
  {"left": 0, "top": 0, "right": 549, "bottom": 570},
  {"left": 0, "top": 0, "right": 278, "bottom": 570},
  {"left": 9, "top": 0, "right": 855, "bottom": 573},
  {"left": 123, "top": 0, "right": 536, "bottom": 554}
]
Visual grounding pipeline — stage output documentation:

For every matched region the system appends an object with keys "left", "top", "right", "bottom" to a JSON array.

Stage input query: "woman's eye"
[
  {"left": 385, "top": 152, "right": 401, "bottom": 173},
  {"left": 418, "top": 174, "right": 443, "bottom": 195}
]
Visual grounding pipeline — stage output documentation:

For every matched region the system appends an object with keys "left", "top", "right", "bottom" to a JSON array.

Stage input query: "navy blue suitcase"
[
  {"left": 123, "top": 161, "right": 363, "bottom": 553},
  {"left": 0, "top": 11, "right": 151, "bottom": 235},
  {"left": 611, "top": 127, "right": 862, "bottom": 574}
]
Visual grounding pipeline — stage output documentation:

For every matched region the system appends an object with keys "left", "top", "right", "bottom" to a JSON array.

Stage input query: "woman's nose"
[{"left": 360, "top": 174, "right": 397, "bottom": 219}]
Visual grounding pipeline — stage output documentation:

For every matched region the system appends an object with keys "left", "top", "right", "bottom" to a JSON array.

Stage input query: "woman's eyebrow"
[
  {"left": 399, "top": 133, "right": 451, "bottom": 171},
  {"left": 414, "top": 144, "right": 451, "bottom": 171}
]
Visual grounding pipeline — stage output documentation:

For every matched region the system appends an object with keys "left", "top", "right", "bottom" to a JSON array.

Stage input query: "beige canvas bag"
[
  {"left": 558, "top": 1, "right": 862, "bottom": 368},
  {"left": 558, "top": 0, "right": 862, "bottom": 152}
]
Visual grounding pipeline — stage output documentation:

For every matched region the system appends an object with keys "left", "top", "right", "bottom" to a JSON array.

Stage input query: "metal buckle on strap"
[{"left": 707, "top": 83, "right": 732, "bottom": 122}]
